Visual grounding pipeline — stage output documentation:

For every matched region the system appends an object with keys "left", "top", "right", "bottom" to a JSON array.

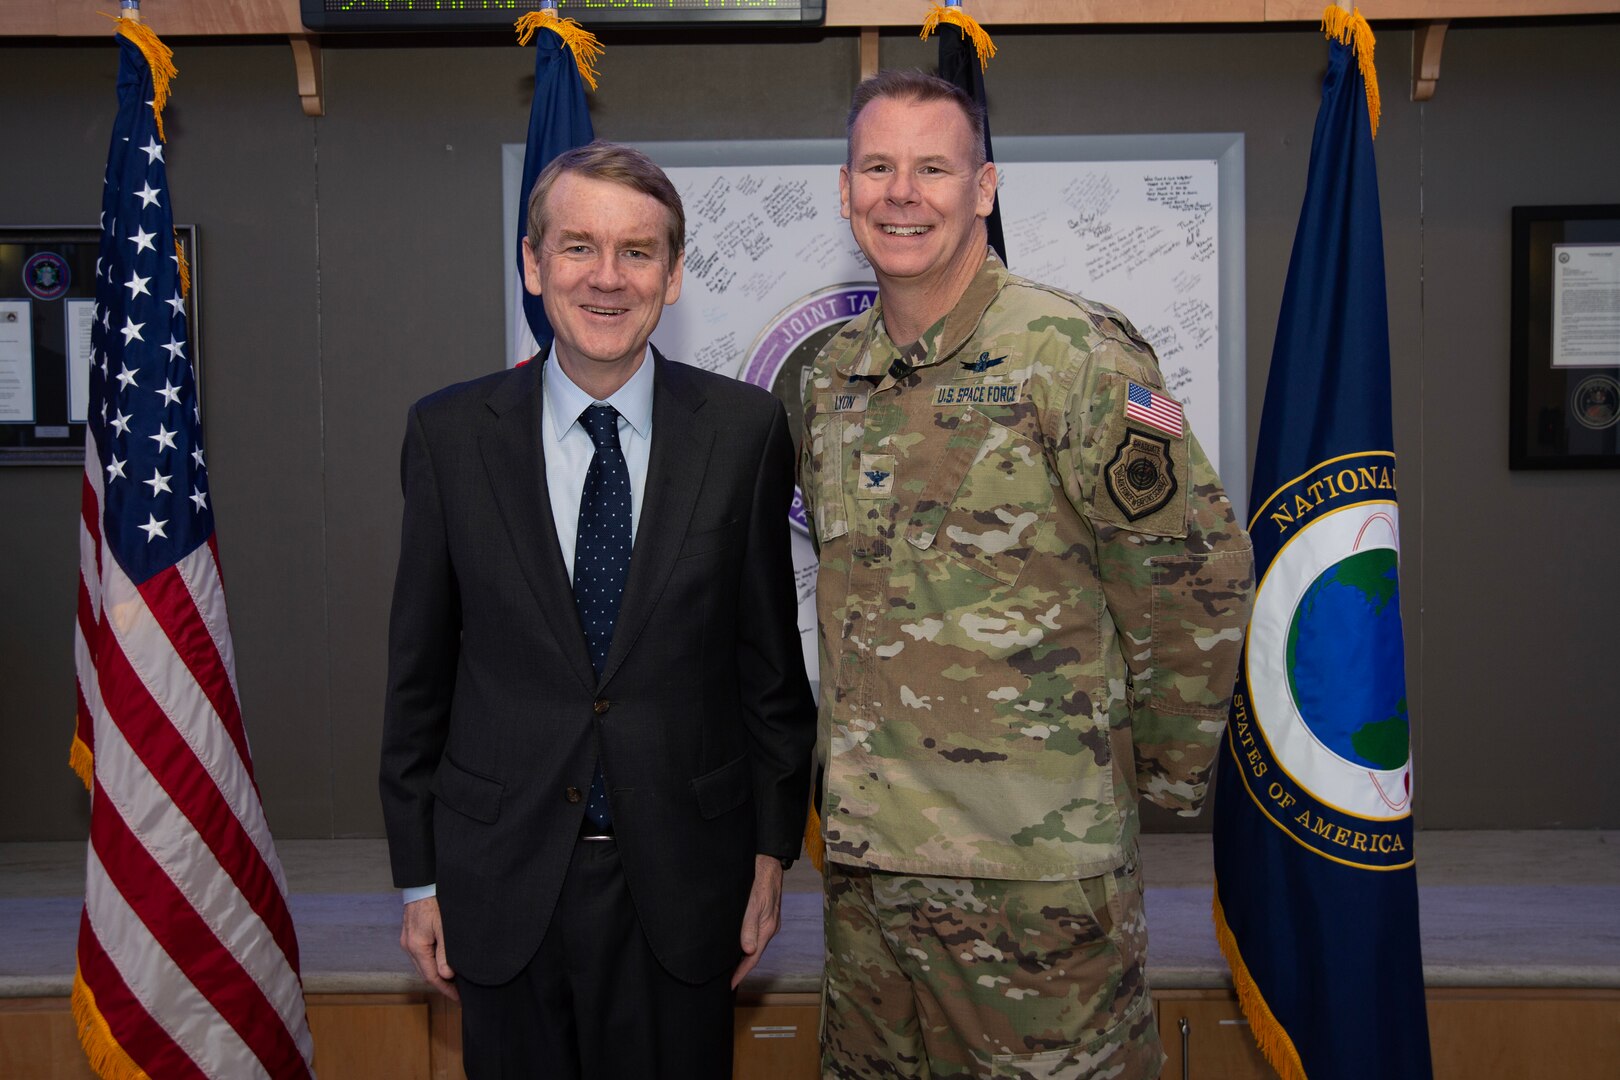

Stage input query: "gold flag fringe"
[
  {"left": 515, "top": 10, "right": 605, "bottom": 93},
  {"left": 73, "top": 966, "right": 152, "bottom": 1080},
  {"left": 804, "top": 804, "right": 825, "bottom": 873},
  {"left": 174, "top": 236, "right": 191, "bottom": 299},
  {"left": 100, "top": 15, "right": 178, "bottom": 142},
  {"left": 1321, "top": 5, "right": 1380, "bottom": 138},
  {"left": 69, "top": 728, "right": 93, "bottom": 792},
  {"left": 1213, "top": 886, "right": 1310, "bottom": 1080},
  {"left": 919, "top": 3, "right": 996, "bottom": 72}
]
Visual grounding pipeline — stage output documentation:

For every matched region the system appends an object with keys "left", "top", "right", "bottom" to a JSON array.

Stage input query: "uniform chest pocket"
[
  {"left": 903, "top": 407, "right": 1054, "bottom": 587},
  {"left": 808, "top": 394, "right": 863, "bottom": 545}
]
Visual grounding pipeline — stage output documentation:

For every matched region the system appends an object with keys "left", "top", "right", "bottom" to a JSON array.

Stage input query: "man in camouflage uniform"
[{"left": 802, "top": 71, "right": 1254, "bottom": 1078}]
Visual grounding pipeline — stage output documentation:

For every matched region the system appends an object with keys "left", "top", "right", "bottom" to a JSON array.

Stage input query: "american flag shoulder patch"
[{"left": 1125, "top": 380, "right": 1184, "bottom": 438}]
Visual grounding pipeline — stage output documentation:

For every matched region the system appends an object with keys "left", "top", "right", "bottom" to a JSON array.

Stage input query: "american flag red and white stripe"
[
  {"left": 1125, "top": 379, "right": 1185, "bottom": 438},
  {"left": 71, "top": 21, "right": 314, "bottom": 1079}
]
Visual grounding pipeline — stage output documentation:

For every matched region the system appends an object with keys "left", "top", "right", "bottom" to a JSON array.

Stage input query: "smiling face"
[
  {"left": 840, "top": 94, "right": 997, "bottom": 308},
  {"left": 523, "top": 171, "right": 684, "bottom": 390}
]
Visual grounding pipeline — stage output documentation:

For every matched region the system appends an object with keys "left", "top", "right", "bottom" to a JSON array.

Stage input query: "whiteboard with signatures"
[{"left": 503, "top": 135, "right": 1247, "bottom": 679}]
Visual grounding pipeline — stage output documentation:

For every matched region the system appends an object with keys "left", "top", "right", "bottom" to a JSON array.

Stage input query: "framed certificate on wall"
[
  {"left": 0, "top": 226, "right": 200, "bottom": 465},
  {"left": 1510, "top": 205, "right": 1620, "bottom": 469}
]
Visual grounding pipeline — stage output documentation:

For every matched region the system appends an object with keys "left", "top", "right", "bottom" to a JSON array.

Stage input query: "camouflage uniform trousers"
[{"left": 821, "top": 854, "right": 1163, "bottom": 1079}]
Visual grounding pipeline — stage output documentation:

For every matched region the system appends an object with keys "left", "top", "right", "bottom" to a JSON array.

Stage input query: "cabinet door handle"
[{"left": 1179, "top": 1016, "right": 1190, "bottom": 1080}]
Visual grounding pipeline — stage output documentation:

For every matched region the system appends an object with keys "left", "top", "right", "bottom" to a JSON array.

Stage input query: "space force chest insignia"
[
  {"left": 1105, "top": 431, "right": 1178, "bottom": 521},
  {"left": 931, "top": 380, "right": 1026, "bottom": 408}
]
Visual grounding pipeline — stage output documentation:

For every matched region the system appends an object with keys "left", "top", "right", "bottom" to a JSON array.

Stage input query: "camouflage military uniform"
[{"left": 802, "top": 252, "right": 1253, "bottom": 1077}]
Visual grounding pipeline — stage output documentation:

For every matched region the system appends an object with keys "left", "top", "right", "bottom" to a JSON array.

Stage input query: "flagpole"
[{"left": 120, "top": 0, "right": 140, "bottom": 25}]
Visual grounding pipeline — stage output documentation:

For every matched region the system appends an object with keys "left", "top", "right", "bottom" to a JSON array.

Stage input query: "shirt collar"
[
  {"left": 832, "top": 247, "right": 1009, "bottom": 380},
  {"left": 542, "top": 346, "right": 656, "bottom": 442}
]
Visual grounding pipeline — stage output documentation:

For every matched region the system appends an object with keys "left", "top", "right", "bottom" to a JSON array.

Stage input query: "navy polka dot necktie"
[{"left": 574, "top": 404, "right": 629, "bottom": 830}]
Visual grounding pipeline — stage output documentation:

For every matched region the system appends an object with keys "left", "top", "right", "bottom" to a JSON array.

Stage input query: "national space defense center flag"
[
  {"left": 72, "top": 20, "right": 314, "bottom": 1079},
  {"left": 1212, "top": 9, "right": 1432, "bottom": 1080}
]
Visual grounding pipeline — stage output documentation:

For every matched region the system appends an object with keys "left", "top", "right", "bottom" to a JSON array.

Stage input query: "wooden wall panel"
[{"left": 306, "top": 995, "right": 433, "bottom": 1080}]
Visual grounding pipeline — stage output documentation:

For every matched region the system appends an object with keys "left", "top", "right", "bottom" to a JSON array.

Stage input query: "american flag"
[
  {"left": 1125, "top": 380, "right": 1184, "bottom": 438},
  {"left": 71, "top": 23, "right": 315, "bottom": 1079}
]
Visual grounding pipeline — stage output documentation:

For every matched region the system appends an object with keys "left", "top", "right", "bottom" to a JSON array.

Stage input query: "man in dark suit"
[{"left": 379, "top": 141, "right": 814, "bottom": 1078}]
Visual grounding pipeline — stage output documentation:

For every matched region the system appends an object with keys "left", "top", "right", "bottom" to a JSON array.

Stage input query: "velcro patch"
[
  {"left": 829, "top": 386, "right": 869, "bottom": 412},
  {"left": 1105, "top": 431, "right": 1177, "bottom": 521},
  {"left": 931, "top": 380, "right": 1027, "bottom": 408},
  {"left": 857, "top": 453, "right": 896, "bottom": 498}
]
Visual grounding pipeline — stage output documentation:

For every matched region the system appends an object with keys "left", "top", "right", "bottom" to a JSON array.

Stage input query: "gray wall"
[{"left": 2, "top": 22, "right": 1616, "bottom": 841}]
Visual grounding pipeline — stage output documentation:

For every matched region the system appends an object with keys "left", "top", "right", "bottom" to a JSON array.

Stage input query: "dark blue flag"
[
  {"left": 1211, "top": 11, "right": 1433, "bottom": 1080},
  {"left": 936, "top": 20, "right": 1005, "bottom": 264},
  {"left": 514, "top": 15, "right": 595, "bottom": 363}
]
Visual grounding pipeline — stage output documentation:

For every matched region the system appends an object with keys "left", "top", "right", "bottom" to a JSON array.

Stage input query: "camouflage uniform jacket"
[{"left": 801, "top": 251, "right": 1254, "bottom": 881}]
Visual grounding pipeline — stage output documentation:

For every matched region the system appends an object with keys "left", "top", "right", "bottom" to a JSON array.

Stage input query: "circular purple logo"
[
  {"left": 742, "top": 283, "right": 877, "bottom": 535},
  {"left": 23, "top": 252, "right": 70, "bottom": 301}
]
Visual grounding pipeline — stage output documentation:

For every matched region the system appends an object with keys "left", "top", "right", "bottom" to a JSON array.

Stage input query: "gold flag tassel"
[
  {"left": 69, "top": 731, "right": 92, "bottom": 791},
  {"left": 1213, "top": 887, "right": 1310, "bottom": 1080},
  {"left": 804, "top": 804, "right": 825, "bottom": 874},
  {"left": 1321, "top": 4, "right": 1381, "bottom": 137},
  {"left": 99, "top": 14, "right": 178, "bottom": 142},
  {"left": 919, "top": 2, "right": 997, "bottom": 72},
  {"left": 174, "top": 236, "right": 191, "bottom": 299},
  {"left": 515, "top": 9, "right": 605, "bottom": 93}
]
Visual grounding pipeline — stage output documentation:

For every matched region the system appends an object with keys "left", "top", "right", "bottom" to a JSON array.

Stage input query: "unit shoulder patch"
[{"left": 1105, "top": 430, "right": 1178, "bottom": 521}]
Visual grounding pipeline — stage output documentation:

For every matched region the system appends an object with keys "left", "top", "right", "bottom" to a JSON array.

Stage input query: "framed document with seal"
[
  {"left": 0, "top": 226, "right": 200, "bottom": 464},
  {"left": 1510, "top": 205, "right": 1620, "bottom": 469}
]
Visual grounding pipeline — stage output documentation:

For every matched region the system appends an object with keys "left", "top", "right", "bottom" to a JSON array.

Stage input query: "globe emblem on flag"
[
  {"left": 1248, "top": 498, "right": 1413, "bottom": 817},
  {"left": 1285, "top": 547, "right": 1411, "bottom": 773}
]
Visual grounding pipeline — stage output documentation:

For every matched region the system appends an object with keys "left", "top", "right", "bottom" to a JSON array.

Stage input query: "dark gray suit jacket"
[{"left": 379, "top": 350, "right": 814, "bottom": 986}]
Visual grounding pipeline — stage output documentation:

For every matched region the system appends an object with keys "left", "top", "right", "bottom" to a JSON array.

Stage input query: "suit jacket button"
[
  {"left": 593, "top": 699, "right": 610, "bottom": 714},
  {"left": 565, "top": 786, "right": 582, "bottom": 803}
]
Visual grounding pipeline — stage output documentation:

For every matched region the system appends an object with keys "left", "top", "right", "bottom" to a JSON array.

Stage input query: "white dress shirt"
[{"left": 403, "top": 348, "right": 656, "bottom": 907}]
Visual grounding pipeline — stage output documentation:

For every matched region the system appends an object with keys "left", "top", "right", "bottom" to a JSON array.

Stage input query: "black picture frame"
[
  {"left": 0, "top": 225, "right": 200, "bottom": 466},
  {"left": 1509, "top": 205, "right": 1620, "bottom": 469}
]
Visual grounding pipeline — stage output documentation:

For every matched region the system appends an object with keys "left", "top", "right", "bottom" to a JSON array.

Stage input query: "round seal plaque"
[{"left": 741, "top": 283, "right": 877, "bottom": 535}]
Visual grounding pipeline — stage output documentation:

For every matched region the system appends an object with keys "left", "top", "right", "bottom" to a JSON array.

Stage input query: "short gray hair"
[
  {"left": 526, "top": 140, "right": 686, "bottom": 262},
  {"left": 846, "top": 69, "right": 988, "bottom": 169}
]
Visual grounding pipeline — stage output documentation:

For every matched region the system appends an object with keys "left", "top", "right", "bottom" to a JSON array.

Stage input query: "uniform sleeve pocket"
[
  {"left": 808, "top": 400, "right": 851, "bottom": 544},
  {"left": 691, "top": 754, "right": 752, "bottom": 820},
  {"left": 431, "top": 755, "right": 505, "bottom": 824},
  {"left": 1146, "top": 548, "right": 1254, "bottom": 719},
  {"left": 1085, "top": 371, "right": 1190, "bottom": 539}
]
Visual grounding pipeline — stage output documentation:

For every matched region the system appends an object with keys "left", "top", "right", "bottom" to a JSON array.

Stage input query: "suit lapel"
[
  {"left": 598, "top": 350, "right": 713, "bottom": 687},
  {"left": 478, "top": 363, "right": 597, "bottom": 693}
]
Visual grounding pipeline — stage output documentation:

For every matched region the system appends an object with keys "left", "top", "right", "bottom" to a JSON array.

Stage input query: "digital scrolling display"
[{"left": 301, "top": 0, "right": 826, "bottom": 31}]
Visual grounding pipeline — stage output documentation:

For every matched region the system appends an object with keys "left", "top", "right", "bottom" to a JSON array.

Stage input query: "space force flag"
[
  {"left": 1211, "top": 8, "right": 1432, "bottom": 1080},
  {"left": 510, "top": 6, "right": 600, "bottom": 365},
  {"left": 72, "top": 19, "right": 314, "bottom": 1078}
]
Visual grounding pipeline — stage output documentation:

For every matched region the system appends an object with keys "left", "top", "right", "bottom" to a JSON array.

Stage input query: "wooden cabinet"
[
  {"left": 1156, "top": 990, "right": 1277, "bottom": 1080},
  {"left": 1156, "top": 987, "right": 1620, "bottom": 1079},
  {"left": 734, "top": 994, "right": 821, "bottom": 1080},
  {"left": 1427, "top": 988, "right": 1620, "bottom": 1079},
  {"left": 6, "top": 988, "right": 1618, "bottom": 1077}
]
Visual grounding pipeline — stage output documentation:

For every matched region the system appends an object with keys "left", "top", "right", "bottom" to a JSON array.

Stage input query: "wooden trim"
[
  {"left": 1264, "top": 0, "right": 1620, "bottom": 18},
  {"left": 3, "top": 0, "right": 1617, "bottom": 37},
  {"left": 1411, "top": 19, "right": 1448, "bottom": 101},
  {"left": 859, "top": 26, "right": 879, "bottom": 81},
  {"left": 289, "top": 33, "right": 324, "bottom": 117},
  {"left": 736, "top": 991, "right": 821, "bottom": 1007}
]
